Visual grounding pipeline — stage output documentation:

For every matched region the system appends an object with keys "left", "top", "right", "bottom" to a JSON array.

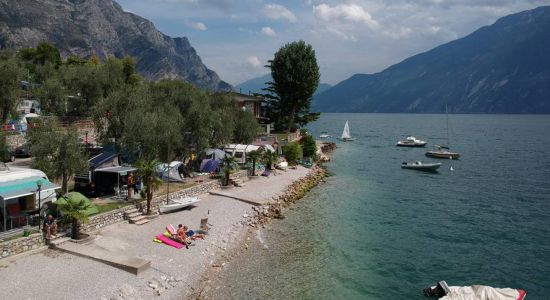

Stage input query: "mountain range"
[
  {"left": 0, "top": 0, "right": 231, "bottom": 91},
  {"left": 314, "top": 6, "right": 550, "bottom": 113},
  {"left": 235, "top": 73, "right": 331, "bottom": 96}
]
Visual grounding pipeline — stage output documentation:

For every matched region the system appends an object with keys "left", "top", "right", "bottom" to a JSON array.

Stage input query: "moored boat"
[
  {"left": 397, "top": 136, "right": 427, "bottom": 147},
  {"left": 401, "top": 161, "right": 442, "bottom": 171},
  {"left": 159, "top": 197, "right": 200, "bottom": 214},
  {"left": 425, "top": 145, "right": 460, "bottom": 159}
]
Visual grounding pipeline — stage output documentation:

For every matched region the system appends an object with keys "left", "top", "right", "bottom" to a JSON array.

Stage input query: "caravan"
[
  {"left": 223, "top": 144, "right": 275, "bottom": 164},
  {"left": 0, "top": 164, "right": 59, "bottom": 233}
]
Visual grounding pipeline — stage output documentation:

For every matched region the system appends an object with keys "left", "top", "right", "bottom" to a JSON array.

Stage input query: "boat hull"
[
  {"left": 397, "top": 142, "right": 427, "bottom": 147},
  {"left": 401, "top": 163, "right": 442, "bottom": 171},
  {"left": 425, "top": 151, "right": 460, "bottom": 159},
  {"left": 159, "top": 197, "right": 200, "bottom": 214},
  {"left": 337, "top": 137, "right": 356, "bottom": 142}
]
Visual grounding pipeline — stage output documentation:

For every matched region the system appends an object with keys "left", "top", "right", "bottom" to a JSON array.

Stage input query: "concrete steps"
[
  {"left": 229, "top": 176, "right": 246, "bottom": 187},
  {"left": 124, "top": 208, "right": 150, "bottom": 225}
]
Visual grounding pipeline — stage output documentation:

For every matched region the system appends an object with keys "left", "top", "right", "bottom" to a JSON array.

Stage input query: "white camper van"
[{"left": 0, "top": 164, "right": 59, "bottom": 232}]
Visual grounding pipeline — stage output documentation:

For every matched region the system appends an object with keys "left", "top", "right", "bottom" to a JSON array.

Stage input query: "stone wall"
[
  {"left": 81, "top": 205, "right": 136, "bottom": 233},
  {"left": 1, "top": 233, "right": 44, "bottom": 258}
]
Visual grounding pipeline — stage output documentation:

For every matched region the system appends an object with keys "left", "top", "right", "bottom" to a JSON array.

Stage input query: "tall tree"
[
  {"left": 264, "top": 40, "right": 320, "bottom": 132},
  {"left": 0, "top": 51, "right": 23, "bottom": 122},
  {"left": 135, "top": 159, "right": 161, "bottom": 215},
  {"left": 28, "top": 118, "right": 88, "bottom": 194}
]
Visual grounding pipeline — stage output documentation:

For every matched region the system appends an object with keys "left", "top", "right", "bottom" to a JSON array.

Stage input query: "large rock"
[{"left": 0, "top": 0, "right": 231, "bottom": 91}]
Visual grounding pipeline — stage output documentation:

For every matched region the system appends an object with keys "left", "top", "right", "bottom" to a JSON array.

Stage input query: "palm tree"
[
  {"left": 247, "top": 150, "right": 262, "bottom": 176},
  {"left": 136, "top": 159, "right": 162, "bottom": 215},
  {"left": 221, "top": 155, "right": 238, "bottom": 186},
  {"left": 57, "top": 198, "right": 91, "bottom": 239},
  {"left": 262, "top": 150, "right": 279, "bottom": 170}
]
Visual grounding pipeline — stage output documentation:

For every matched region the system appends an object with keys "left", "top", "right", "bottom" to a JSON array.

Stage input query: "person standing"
[{"left": 127, "top": 172, "right": 134, "bottom": 200}]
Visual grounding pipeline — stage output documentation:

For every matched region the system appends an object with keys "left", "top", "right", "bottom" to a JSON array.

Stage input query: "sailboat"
[
  {"left": 425, "top": 106, "right": 461, "bottom": 159},
  {"left": 337, "top": 120, "right": 356, "bottom": 141}
]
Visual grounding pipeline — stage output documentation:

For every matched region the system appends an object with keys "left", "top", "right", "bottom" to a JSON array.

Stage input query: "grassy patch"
[{"left": 93, "top": 202, "right": 132, "bottom": 215}]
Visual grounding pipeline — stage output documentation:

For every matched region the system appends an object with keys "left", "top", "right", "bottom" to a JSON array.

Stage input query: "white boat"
[
  {"left": 159, "top": 197, "right": 200, "bottom": 214},
  {"left": 337, "top": 120, "right": 355, "bottom": 141},
  {"left": 401, "top": 161, "right": 442, "bottom": 172},
  {"left": 276, "top": 161, "right": 288, "bottom": 170},
  {"left": 319, "top": 134, "right": 331, "bottom": 139},
  {"left": 397, "top": 136, "right": 427, "bottom": 147}
]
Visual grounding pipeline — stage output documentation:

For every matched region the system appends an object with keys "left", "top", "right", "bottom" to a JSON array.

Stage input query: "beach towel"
[{"left": 156, "top": 234, "right": 184, "bottom": 249}]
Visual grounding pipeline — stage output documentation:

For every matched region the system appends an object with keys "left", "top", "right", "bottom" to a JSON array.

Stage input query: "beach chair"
[{"left": 199, "top": 218, "right": 210, "bottom": 233}]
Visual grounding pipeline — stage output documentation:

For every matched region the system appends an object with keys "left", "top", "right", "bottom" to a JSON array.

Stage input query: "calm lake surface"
[{"left": 213, "top": 114, "right": 550, "bottom": 299}]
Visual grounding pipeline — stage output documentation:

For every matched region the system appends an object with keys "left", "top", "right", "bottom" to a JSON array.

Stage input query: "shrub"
[
  {"left": 283, "top": 142, "right": 302, "bottom": 165},
  {"left": 301, "top": 134, "right": 317, "bottom": 159}
]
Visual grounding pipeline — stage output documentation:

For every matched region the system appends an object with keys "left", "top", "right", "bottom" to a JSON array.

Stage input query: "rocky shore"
[{"left": 192, "top": 165, "right": 329, "bottom": 299}]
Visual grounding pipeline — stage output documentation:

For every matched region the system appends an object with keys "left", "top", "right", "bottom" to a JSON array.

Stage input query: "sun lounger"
[{"left": 166, "top": 224, "right": 177, "bottom": 236}]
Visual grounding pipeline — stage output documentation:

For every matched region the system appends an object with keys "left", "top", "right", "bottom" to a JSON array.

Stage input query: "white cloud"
[
  {"left": 264, "top": 4, "right": 297, "bottom": 23},
  {"left": 313, "top": 4, "right": 379, "bottom": 28},
  {"left": 261, "top": 26, "right": 277, "bottom": 37},
  {"left": 247, "top": 56, "right": 262, "bottom": 69},
  {"left": 189, "top": 22, "right": 207, "bottom": 31}
]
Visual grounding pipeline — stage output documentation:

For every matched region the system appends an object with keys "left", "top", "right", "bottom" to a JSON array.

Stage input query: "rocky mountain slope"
[
  {"left": 314, "top": 6, "right": 550, "bottom": 113},
  {"left": 0, "top": 0, "right": 231, "bottom": 91},
  {"left": 236, "top": 73, "right": 331, "bottom": 96}
]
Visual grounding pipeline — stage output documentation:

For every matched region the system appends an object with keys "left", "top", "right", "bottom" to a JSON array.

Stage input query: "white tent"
[{"left": 156, "top": 161, "right": 184, "bottom": 182}]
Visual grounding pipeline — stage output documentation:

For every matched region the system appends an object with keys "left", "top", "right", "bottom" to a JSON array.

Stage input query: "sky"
[{"left": 116, "top": 0, "right": 550, "bottom": 86}]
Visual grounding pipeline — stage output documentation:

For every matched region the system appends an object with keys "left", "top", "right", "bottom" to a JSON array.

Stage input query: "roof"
[
  {"left": 94, "top": 166, "right": 137, "bottom": 175},
  {"left": 224, "top": 144, "right": 262, "bottom": 152},
  {"left": 89, "top": 151, "right": 118, "bottom": 169},
  {"left": 229, "top": 92, "right": 264, "bottom": 103},
  {"left": 0, "top": 176, "right": 59, "bottom": 200}
]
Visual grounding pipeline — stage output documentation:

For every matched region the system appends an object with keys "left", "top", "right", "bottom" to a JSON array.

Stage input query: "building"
[{"left": 228, "top": 92, "right": 271, "bottom": 133}]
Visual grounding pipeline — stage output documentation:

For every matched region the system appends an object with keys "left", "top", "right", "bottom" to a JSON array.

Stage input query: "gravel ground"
[{"left": 0, "top": 166, "right": 311, "bottom": 300}]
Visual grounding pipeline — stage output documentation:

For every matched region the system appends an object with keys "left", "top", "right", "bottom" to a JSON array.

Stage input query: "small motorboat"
[
  {"left": 401, "top": 161, "right": 442, "bottom": 172},
  {"left": 423, "top": 281, "right": 526, "bottom": 300},
  {"left": 425, "top": 145, "right": 460, "bottom": 159},
  {"left": 159, "top": 197, "right": 200, "bottom": 214},
  {"left": 397, "top": 136, "right": 427, "bottom": 147},
  {"left": 319, "top": 133, "right": 331, "bottom": 138}
]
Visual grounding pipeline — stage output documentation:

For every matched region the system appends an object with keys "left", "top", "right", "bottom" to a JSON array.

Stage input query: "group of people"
[{"left": 174, "top": 224, "right": 206, "bottom": 249}]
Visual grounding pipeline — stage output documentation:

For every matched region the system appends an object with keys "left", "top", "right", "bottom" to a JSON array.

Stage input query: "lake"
[{"left": 210, "top": 113, "right": 550, "bottom": 299}]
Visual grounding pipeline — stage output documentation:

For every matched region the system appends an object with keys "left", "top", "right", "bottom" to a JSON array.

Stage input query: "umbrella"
[{"left": 55, "top": 192, "right": 99, "bottom": 216}]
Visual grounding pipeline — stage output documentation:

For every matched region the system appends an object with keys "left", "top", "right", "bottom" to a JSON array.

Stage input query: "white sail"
[{"left": 341, "top": 121, "right": 351, "bottom": 139}]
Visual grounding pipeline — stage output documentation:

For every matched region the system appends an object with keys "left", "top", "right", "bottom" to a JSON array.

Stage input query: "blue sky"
[{"left": 116, "top": 0, "right": 550, "bottom": 85}]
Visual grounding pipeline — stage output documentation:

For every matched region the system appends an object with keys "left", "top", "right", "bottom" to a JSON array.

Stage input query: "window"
[{"left": 234, "top": 152, "right": 243, "bottom": 158}]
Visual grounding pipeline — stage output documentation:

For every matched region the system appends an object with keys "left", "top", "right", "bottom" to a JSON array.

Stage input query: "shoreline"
[
  {"left": 191, "top": 165, "right": 329, "bottom": 299},
  {"left": 0, "top": 158, "right": 331, "bottom": 299}
]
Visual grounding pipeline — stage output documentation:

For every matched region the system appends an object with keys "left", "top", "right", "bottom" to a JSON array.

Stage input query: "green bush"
[
  {"left": 283, "top": 142, "right": 302, "bottom": 165},
  {"left": 301, "top": 134, "right": 317, "bottom": 159}
]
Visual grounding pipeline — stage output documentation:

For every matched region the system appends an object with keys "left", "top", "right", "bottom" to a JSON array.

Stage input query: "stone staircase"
[
  {"left": 124, "top": 207, "right": 150, "bottom": 225},
  {"left": 229, "top": 175, "right": 246, "bottom": 187}
]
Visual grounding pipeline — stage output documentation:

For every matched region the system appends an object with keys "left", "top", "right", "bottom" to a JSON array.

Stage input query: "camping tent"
[
  {"left": 156, "top": 161, "right": 184, "bottom": 182},
  {"left": 204, "top": 148, "right": 226, "bottom": 161},
  {"left": 200, "top": 159, "right": 219, "bottom": 173},
  {"left": 55, "top": 192, "right": 99, "bottom": 216}
]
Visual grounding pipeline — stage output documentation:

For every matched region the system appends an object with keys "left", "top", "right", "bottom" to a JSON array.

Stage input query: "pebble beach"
[{"left": 0, "top": 165, "right": 321, "bottom": 299}]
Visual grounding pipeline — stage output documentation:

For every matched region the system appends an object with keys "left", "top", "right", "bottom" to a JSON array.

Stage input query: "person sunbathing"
[
  {"left": 175, "top": 224, "right": 191, "bottom": 248},
  {"left": 183, "top": 225, "right": 206, "bottom": 240}
]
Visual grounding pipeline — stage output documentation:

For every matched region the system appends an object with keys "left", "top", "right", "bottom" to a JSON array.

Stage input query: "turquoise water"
[{"left": 213, "top": 114, "right": 550, "bottom": 299}]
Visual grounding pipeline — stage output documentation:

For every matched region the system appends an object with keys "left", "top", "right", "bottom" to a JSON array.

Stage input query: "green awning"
[
  {"left": 55, "top": 192, "right": 99, "bottom": 216},
  {"left": 0, "top": 176, "right": 59, "bottom": 200}
]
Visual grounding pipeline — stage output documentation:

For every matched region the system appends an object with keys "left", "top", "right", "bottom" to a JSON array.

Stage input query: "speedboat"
[
  {"left": 425, "top": 145, "right": 460, "bottom": 159},
  {"left": 319, "top": 133, "right": 331, "bottom": 138},
  {"left": 401, "top": 161, "right": 442, "bottom": 172},
  {"left": 423, "top": 281, "right": 526, "bottom": 299},
  {"left": 159, "top": 197, "right": 200, "bottom": 214},
  {"left": 397, "top": 136, "right": 427, "bottom": 147}
]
